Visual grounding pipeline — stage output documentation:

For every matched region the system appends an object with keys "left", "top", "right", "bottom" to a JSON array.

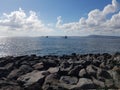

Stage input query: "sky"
[{"left": 0, "top": 0, "right": 120, "bottom": 36}]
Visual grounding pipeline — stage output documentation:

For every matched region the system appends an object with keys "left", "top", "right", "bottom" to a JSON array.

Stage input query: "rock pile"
[{"left": 0, "top": 53, "right": 120, "bottom": 90}]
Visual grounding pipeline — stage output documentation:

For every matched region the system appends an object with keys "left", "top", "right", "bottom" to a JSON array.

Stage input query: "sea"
[{"left": 0, "top": 36, "right": 120, "bottom": 57}]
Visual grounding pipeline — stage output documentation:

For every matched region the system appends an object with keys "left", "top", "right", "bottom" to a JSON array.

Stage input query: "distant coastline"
[
  {"left": 87, "top": 35, "right": 120, "bottom": 38},
  {"left": 0, "top": 35, "right": 120, "bottom": 38}
]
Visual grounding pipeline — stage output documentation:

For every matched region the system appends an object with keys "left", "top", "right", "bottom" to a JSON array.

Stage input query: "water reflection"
[{"left": 0, "top": 37, "right": 120, "bottom": 57}]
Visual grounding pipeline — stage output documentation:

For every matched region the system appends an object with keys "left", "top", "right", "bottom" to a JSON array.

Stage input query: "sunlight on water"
[{"left": 0, "top": 36, "right": 120, "bottom": 57}]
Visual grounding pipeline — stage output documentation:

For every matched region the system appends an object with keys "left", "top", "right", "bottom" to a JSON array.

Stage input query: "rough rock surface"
[
  {"left": 17, "top": 70, "right": 49, "bottom": 87},
  {"left": 70, "top": 78, "right": 97, "bottom": 89},
  {"left": 0, "top": 53, "right": 120, "bottom": 89}
]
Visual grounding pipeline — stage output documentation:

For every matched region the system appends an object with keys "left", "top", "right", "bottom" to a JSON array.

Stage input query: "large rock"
[
  {"left": 108, "top": 70, "right": 120, "bottom": 88},
  {"left": 4, "top": 63, "right": 14, "bottom": 71},
  {"left": 7, "top": 65, "right": 33, "bottom": 80},
  {"left": 100, "top": 62, "right": 105, "bottom": 69},
  {"left": 17, "top": 70, "right": 50, "bottom": 87},
  {"left": 60, "top": 76, "right": 78, "bottom": 85},
  {"left": 105, "top": 79, "right": 114, "bottom": 88},
  {"left": 73, "top": 61, "right": 84, "bottom": 66},
  {"left": 71, "top": 78, "right": 97, "bottom": 89},
  {"left": 59, "top": 61, "right": 73, "bottom": 75},
  {"left": 82, "top": 60, "right": 91, "bottom": 67},
  {"left": 0, "top": 63, "right": 14, "bottom": 78},
  {"left": 97, "top": 69, "right": 112, "bottom": 79},
  {"left": 33, "top": 62, "right": 44, "bottom": 70},
  {"left": 79, "top": 68, "right": 87, "bottom": 78},
  {"left": 92, "top": 59, "right": 101, "bottom": 67},
  {"left": 86, "top": 65, "right": 97, "bottom": 78},
  {"left": 7, "top": 69, "right": 23, "bottom": 80},
  {"left": 0, "top": 57, "right": 14, "bottom": 67},
  {"left": 0, "top": 59, "right": 7, "bottom": 67},
  {"left": 47, "top": 67, "right": 59, "bottom": 74},
  {"left": 102, "top": 53, "right": 112, "bottom": 59},
  {"left": 19, "top": 64, "right": 33, "bottom": 73},
  {"left": 68, "top": 65, "right": 83, "bottom": 76},
  {"left": 43, "top": 59, "right": 58, "bottom": 69},
  {"left": 14, "top": 56, "right": 29, "bottom": 68},
  {"left": 92, "top": 77, "right": 105, "bottom": 88},
  {"left": 42, "top": 73, "right": 71, "bottom": 90},
  {"left": 42, "top": 73, "right": 61, "bottom": 90}
]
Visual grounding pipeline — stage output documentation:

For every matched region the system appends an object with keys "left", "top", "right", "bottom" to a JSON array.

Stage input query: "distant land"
[
  {"left": 0, "top": 35, "right": 120, "bottom": 38},
  {"left": 42, "top": 35, "right": 120, "bottom": 39},
  {"left": 86, "top": 35, "right": 120, "bottom": 38}
]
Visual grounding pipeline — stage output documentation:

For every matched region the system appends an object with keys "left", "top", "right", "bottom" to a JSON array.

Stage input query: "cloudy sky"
[{"left": 0, "top": 0, "right": 120, "bottom": 36}]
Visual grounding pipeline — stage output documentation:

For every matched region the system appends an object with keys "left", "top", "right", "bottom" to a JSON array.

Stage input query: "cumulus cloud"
[
  {"left": 56, "top": 0, "right": 120, "bottom": 36},
  {"left": 0, "top": 8, "right": 53, "bottom": 36}
]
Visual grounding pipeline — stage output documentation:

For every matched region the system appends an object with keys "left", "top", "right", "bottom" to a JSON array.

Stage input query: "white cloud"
[
  {"left": 0, "top": 8, "right": 53, "bottom": 36},
  {"left": 103, "top": 0, "right": 119, "bottom": 15},
  {"left": 0, "top": 0, "right": 120, "bottom": 36},
  {"left": 56, "top": 0, "right": 120, "bottom": 36}
]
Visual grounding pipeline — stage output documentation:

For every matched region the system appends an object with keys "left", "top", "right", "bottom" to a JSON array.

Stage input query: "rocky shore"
[{"left": 0, "top": 53, "right": 120, "bottom": 90}]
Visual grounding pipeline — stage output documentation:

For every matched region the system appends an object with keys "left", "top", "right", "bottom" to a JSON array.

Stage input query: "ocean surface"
[{"left": 0, "top": 36, "right": 120, "bottom": 57}]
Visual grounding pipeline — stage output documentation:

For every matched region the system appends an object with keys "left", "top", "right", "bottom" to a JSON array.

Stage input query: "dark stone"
[
  {"left": 86, "top": 65, "right": 97, "bottom": 77},
  {"left": 68, "top": 65, "right": 83, "bottom": 76},
  {"left": 0, "top": 57, "right": 14, "bottom": 67},
  {"left": 97, "top": 69, "right": 112, "bottom": 79},
  {"left": 71, "top": 78, "right": 98, "bottom": 89},
  {"left": 105, "top": 79, "right": 114, "bottom": 88},
  {"left": 80, "top": 60, "right": 91, "bottom": 68},
  {"left": 42, "top": 73, "right": 72, "bottom": 90},
  {"left": 59, "top": 61, "right": 73, "bottom": 76},
  {"left": 24, "top": 83, "right": 42, "bottom": 90},
  {"left": 7, "top": 65, "right": 33, "bottom": 80},
  {"left": 0, "top": 79, "right": 18, "bottom": 86},
  {"left": 47, "top": 67, "right": 59, "bottom": 74},
  {"left": 33, "top": 62, "right": 44, "bottom": 70},
  {"left": 7, "top": 69, "right": 23, "bottom": 80},
  {"left": 71, "top": 53, "right": 77, "bottom": 56},
  {"left": 102, "top": 53, "right": 112, "bottom": 59},
  {"left": 0, "top": 67, "right": 9, "bottom": 78},
  {"left": 29, "top": 61, "right": 38, "bottom": 66},
  {"left": 0, "top": 85, "right": 22, "bottom": 90},
  {"left": 79, "top": 68, "right": 87, "bottom": 78},
  {"left": 17, "top": 70, "right": 49, "bottom": 87},
  {"left": 0, "top": 53, "right": 119, "bottom": 89},
  {"left": 43, "top": 60, "right": 58, "bottom": 69},
  {"left": 4, "top": 63, "right": 14, "bottom": 71},
  {"left": 108, "top": 70, "right": 120, "bottom": 88},
  {"left": 100, "top": 62, "right": 105, "bottom": 69},
  {"left": 14, "top": 60, "right": 23, "bottom": 68},
  {"left": 60, "top": 76, "right": 78, "bottom": 85},
  {"left": 92, "top": 77, "right": 105, "bottom": 88},
  {"left": 19, "top": 65, "right": 33, "bottom": 73},
  {"left": 20, "top": 61, "right": 28, "bottom": 65},
  {"left": 0, "top": 79, "right": 22, "bottom": 90},
  {"left": 0, "top": 63, "right": 14, "bottom": 78},
  {"left": 92, "top": 60, "right": 101, "bottom": 67},
  {"left": 42, "top": 73, "right": 60, "bottom": 90}
]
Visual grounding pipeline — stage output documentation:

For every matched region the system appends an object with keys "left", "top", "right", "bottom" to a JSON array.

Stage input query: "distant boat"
[
  {"left": 64, "top": 36, "right": 68, "bottom": 39},
  {"left": 46, "top": 36, "right": 48, "bottom": 38}
]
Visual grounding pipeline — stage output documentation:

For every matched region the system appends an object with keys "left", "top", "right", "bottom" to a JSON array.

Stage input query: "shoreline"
[{"left": 0, "top": 52, "right": 120, "bottom": 90}]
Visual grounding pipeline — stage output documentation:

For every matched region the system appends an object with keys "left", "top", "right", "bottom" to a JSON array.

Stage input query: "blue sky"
[
  {"left": 0, "top": 0, "right": 116, "bottom": 23},
  {"left": 0, "top": 0, "right": 120, "bottom": 36}
]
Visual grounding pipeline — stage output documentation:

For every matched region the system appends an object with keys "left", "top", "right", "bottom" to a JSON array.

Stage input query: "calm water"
[{"left": 0, "top": 36, "right": 120, "bottom": 57}]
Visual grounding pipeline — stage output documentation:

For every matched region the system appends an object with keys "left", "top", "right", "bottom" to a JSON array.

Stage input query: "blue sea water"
[{"left": 0, "top": 36, "right": 120, "bottom": 57}]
